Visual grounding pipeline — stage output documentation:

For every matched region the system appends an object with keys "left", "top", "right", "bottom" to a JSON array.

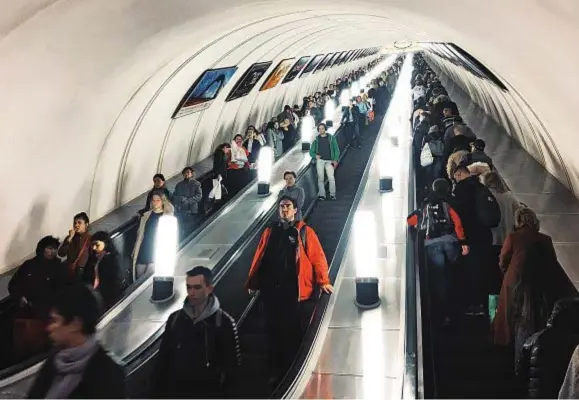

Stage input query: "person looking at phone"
[{"left": 58, "top": 212, "right": 92, "bottom": 280}]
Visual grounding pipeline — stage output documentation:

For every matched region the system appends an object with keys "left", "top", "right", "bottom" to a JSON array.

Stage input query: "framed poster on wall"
[
  {"left": 313, "top": 53, "right": 333, "bottom": 73},
  {"left": 226, "top": 61, "right": 272, "bottom": 102},
  {"left": 260, "top": 58, "right": 295, "bottom": 91},
  {"left": 323, "top": 53, "right": 340, "bottom": 70},
  {"left": 300, "top": 54, "right": 324, "bottom": 77},
  {"left": 282, "top": 56, "right": 311, "bottom": 83},
  {"left": 172, "top": 66, "right": 238, "bottom": 118}
]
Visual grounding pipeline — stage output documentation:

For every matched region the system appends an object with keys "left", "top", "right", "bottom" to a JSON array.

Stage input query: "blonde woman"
[{"left": 132, "top": 190, "right": 174, "bottom": 281}]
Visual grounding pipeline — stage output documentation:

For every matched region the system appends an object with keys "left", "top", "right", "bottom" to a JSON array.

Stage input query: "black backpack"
[
  {"left": 473, "top": 183, "right": 501, "bottom": 228},
  {"left": 420, "top": 201, "right": 455, "bottom": 240}
]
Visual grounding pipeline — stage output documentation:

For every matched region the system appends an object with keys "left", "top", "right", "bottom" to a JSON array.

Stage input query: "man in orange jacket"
[{"left": 246, "top": 195, "right": 333, "bottom": 384}]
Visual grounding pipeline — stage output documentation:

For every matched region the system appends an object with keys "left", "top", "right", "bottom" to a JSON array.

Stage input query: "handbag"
[
  {"left": 368, "top": 110, "right": 375, "bottom": 123},
  {"left": 420, "top": 142, "right": 434, "bottom": 167},
  {"left": 14, "top": 316, "right": 48, "bottom": 355}
]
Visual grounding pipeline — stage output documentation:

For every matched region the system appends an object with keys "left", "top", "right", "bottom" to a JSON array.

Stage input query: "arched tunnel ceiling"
[{"left": 1, "top": 0, "right": 578, "bottom": 272}]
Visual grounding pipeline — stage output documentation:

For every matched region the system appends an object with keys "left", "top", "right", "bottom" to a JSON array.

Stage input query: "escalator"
[
  {"left": 209, "top": 109, "right": 386, "bottom": 399},
  {"left": 122, "top": 103, "right": 391, "bottom": 398}
]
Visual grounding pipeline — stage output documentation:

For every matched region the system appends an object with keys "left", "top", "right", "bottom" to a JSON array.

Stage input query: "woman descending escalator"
[
  {"left": 82, "top": 231, "right": 123, "bottom": 310},
  {"left": 493, "top": 207, "right": 564, "bottom": 362},
  {"left": 132, "top": 190, "right": 174, "bottom": 281},
  {"left": 8, "top": 236, "right": 69, "bottom": 360}
]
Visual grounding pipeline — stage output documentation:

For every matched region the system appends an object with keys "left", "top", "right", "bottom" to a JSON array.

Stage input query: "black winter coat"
[
  {"left": 82, "top": 253, "right": 122, "bottom": 310},
  {"left": 9, "top": 257, "right": 68, "bottom": 318},
  {"left": 517, "top": 299, "right": 579, "bottom": 399},
  {"left": 449, "top": 176, "right": 493, "bottom": 245},
  {"left": 152, "top": 306, "right": 241, "bottom": 398},
  {"left": 28, "top": 346, "right": 126, "bottom": 399},
  {"left": 213, "top": 148, "right": 228, "bottom": 180}
]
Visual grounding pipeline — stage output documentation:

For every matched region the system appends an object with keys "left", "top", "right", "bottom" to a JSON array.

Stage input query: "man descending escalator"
[
  {"left": 152, "top": 267, "right": 241, "bottom": 399},
  {"left": 246, "top": 196, "right": 333, "bottom": 385}
]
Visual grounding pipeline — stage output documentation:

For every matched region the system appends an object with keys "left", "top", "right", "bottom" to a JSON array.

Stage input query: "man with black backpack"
[
  {"left": 408, "top": 179, "right": 469, "bottom": 326},
  {"left": 246, "top": 195, "right": 333, "bottom": 385},
  {"left": 450, "top": 164, "right": 501, "bottom": 315},
  {"left": 152, "top": 266, "right": 241, "bottom": 398}
]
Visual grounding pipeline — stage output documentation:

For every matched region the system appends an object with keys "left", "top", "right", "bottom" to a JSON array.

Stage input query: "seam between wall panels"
[{"left": 157, "top": 117, "right": 176, "bottom": 172}]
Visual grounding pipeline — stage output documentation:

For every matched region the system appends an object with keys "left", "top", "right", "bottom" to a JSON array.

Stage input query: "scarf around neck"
[{"left": 45, "top": 335, "right": 99, "bottom": 399}]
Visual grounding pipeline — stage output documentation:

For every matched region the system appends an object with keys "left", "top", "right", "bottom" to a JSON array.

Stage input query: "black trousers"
[{"left": 262, "top": 292, "right": 310, "bottom": 377}]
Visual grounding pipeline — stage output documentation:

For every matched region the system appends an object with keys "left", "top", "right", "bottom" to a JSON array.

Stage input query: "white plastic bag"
[
  {"left": 420, "top": 142, "right": 434, "bottom": 167},
  {"left": 208, "top": 176, "right": 222, "bottom": 200}
]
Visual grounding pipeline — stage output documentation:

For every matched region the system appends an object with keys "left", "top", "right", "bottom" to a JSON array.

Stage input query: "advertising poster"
[
  {"left": 173, "top": 66, "right": 238, "bottom": 118},
  {"left": 282, "top": 56, "right": 311, "bottom": 83},
  {"left": 260, "top": 58, "right": 295, "bottom": 91},
  {"left": 323, "top": 53, "right": 340, "bottom": 70},
  {"left": 300, "top": 54, "right": 324, "bottom": 77},
  {"left": 226, "top": 61, "right": 272, "bottom": 102},
  {"left": 313, "top": 53, "right": 334, "bottom": 73}
]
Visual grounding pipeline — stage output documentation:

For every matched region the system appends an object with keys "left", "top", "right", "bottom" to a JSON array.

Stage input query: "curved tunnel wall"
[
  {"left": 0, "top": 1, "right": 389, "bottom": 273},
  {"left": 3, "top": 0, "right": 579, "bottom": 275},
  {"left": 424, "top": 52, "right": 575, "bottom": 197}
]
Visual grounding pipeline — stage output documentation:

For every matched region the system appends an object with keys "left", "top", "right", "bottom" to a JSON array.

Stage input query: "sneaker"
[
  {"left": 318, "top": 196, "right": 326, "bottom": 201},
  {"left": 330, "top": 196, "right": 337, "bottom": 201}
]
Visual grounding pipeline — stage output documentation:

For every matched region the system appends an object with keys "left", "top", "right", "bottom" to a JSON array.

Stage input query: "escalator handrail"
[
  {"left": 123, "top": 125, "right": 347, "bottom": 376},
  {"left": 0, "top": 143, "right": 299, "bottom": 386},
  {"left": 273, "top": 89, "right": 401, "bottom": 398}
]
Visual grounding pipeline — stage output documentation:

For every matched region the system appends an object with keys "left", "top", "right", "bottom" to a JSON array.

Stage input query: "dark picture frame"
[
  {"left": 260, "top": 58, "right": 295, "bottom": 91},
  {"left": 172, "top": 66, "right": 238, "bottom": 118},
  {"left": 282, "top": 56, "right": 311, "bottom": 84},
  {"left": 225, "top": 61, "right": 272, "bottom": 102},
  {"left": 300, "top": 54, "right": 324, "bottom": 77},
  {"left": 313, "top": 53, "right": 333, "bottom": 73}
]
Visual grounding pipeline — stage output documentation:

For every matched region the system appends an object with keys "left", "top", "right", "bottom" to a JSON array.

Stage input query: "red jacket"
[{"left": 246, "top": 221, "right": 330, "bottom": 301}]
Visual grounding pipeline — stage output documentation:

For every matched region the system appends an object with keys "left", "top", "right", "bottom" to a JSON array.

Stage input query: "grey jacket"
[
  {"left": 173, "top": 179, "right": 202, "bottom": 215},
  {"left": 279, "top": 185, "right": 305, "bottom": 220}
]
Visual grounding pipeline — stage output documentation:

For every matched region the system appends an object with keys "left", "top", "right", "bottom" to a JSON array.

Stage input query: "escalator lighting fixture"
[
  {"left": 340, "top": 89, "right": 350, "bottom": 107},
  {"left": 257, "top": 146, "right": 274, "bottom": 197},
  {"left": 351, "top": 81, "right": 360, "bottom": 97},
  {"left": 324, "top": 98, "right": 336, "bottom": 122},
  {"left": 300, "top": 115, "right": 315, "bottom": 151},
  {"left": 151, "top": 214, "right": 178, "bottom": 303}
]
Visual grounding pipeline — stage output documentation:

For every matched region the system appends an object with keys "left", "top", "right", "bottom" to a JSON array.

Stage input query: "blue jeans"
[{"left": 425, "top": 240, "right": 460, "bottom": 317}]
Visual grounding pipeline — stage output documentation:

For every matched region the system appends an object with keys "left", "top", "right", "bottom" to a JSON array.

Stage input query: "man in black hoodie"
[
  {"left": 449, "top": 165, "right": 494, "bottom": 314},
  {"left": 153, "top": 266, "right": 241, "bottom": 398}
]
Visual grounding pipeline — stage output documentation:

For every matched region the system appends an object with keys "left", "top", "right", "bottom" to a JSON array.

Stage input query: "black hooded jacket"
[{"left": 152, "top": 295, "right": 241, "bottom": 398}]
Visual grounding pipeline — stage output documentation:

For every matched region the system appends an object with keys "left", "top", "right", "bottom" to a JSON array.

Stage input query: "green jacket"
[{"left": 309, "top": 134, "right": 340, "bottom": 162}]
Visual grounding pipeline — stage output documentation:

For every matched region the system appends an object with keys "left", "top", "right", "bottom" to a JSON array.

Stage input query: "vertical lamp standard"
[
  {"left": 354, "top": 211, "right": 380, "bottom": 309},
  {"left": 151, "top": 215, "right": 178, "bottom": 303},
  {"left": 257, "top": 146, "right": 274, "bottom": 197},
  {"left": 378, "top": 140, "right": 393, "bottom": 193},
  {"left": 350, "top": 81, "right": 360, "bottom": 97},
  {"left": 300, "top": 115, "right": 315, "bottom": 151},
  {"left": 324, "top": 98, "right": 336, "bottom": 125}
]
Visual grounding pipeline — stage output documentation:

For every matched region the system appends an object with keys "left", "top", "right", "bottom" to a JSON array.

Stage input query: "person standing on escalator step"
[
  {"left": 309, "top": 123, "right": 340, "bottom": 201},
  {"left": 245, "top": 196, "right": 333, "bottom": 386},
  {"left": 152, "top": 266, "right": 241, "bottom": 399}
]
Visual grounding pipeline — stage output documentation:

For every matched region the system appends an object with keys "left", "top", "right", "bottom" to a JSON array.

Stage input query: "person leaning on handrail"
[{"left": 245, "top": 195, "right": 333, "bottom": 386}]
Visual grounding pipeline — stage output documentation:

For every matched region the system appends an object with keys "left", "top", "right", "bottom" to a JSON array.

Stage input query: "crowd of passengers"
[
  {"left": 6, "top": 60, "right": 400, "bottom": 398},
  {"left": 408, "top": 53, "right": 579, "bottom": 398}
]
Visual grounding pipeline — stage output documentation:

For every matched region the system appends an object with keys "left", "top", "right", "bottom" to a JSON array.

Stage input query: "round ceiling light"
[{"left": 393, "top": 40, "right": 413, "bottom": 49}]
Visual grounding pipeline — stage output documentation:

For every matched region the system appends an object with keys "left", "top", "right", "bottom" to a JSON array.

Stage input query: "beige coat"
[{"left": 132, "top": 204, "right": 174, "bottom": 280}]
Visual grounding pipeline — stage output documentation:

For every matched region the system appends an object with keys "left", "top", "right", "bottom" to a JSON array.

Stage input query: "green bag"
[{"left": 489, "top": 294, "right": 499, "bottom": 323}]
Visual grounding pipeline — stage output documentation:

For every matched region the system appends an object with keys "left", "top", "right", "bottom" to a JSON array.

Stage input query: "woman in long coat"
[{"left": 493, "top": 207, "right": 563, "bottom": 349}]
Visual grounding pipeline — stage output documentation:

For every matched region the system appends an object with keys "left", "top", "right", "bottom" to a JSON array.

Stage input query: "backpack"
[
  {"left": 473, "top": 183, "right": 501, "bottom": 228},
  {"left": 428, "top": 139, "right": 444, "bottom": 157},
  {"left": 420, "top": 201, "right": 455, "bottom": 240}
]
